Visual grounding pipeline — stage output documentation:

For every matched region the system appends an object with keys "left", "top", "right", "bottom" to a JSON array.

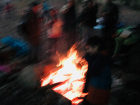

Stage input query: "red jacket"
[{"left": 4, "top": 4, "right": 12, "bottom": 12}]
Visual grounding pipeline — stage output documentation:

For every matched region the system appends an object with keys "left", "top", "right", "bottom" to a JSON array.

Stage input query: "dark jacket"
[
  {"left": 79, "top": 4, "right": 98, "bottom": 28},
  {"left": 63, "top": 5, "right": 76, "bottom": 31},
  {"left": 101, "top": 2, "right": 118, "bottom": 27},
  {"left": 25, "top": 10, "right": 40, "bottom": 45},
  {"left": 83, "top": 51, "right": 112, "bottom": 92}
]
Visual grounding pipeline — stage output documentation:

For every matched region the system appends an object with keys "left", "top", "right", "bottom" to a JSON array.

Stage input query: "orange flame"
[{"left": 41, "top": 47, "right": 88, "bottom": 104}]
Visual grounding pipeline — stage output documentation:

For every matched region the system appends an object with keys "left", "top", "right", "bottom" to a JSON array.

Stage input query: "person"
[
  {"left": 61, "top": 0, "right": 76, "bottom": 51},
  {"left": 112, "top": 25, "right": 140, "bottom": 58},
  {"left": 101, "top": 0, "right": 119, "bottom": 39},
  {"left": 42, "top": 1, "right": 51, "bottom": 22},
  {"left": 79, "top": 36, "right": 112, "bottom": 105},
  {"left": 46, "top": 8, "right": 63, "bottom": 58},
  {"left": 80, "top": 0, "right": 98, "bottom": 28},
  {"left": 77, "top": 0, "right": 98, "bottom": 44},
  {"left": 100, "top": 0, "right": 118, "bottom": 58},
  {"left": 4, "top": 2, "right": 12, "bottom": 12},
  {"left": 4, "top": 2, "right": 13, "bottom": 19},
  {"left": 18, "top": 2, "right": 41, "bottom": 63}
]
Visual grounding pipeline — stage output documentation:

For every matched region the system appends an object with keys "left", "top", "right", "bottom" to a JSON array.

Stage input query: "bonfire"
[{"left": 41, "top": 46, "right": 88, "bottom": 104}]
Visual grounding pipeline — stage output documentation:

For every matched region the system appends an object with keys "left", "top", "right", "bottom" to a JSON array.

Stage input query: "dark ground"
[{"left": 0, "top": 0, "right": 140, "bottom": 105}]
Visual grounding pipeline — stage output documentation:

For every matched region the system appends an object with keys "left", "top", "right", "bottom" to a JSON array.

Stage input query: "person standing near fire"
[
  {"left": 4, "top": 2, "right": 13, "bottom": 19},
  {"left": 79, "top": 37, "right": 112, "bottom": 105},
  {"left": 101, "top": 0, "right": 119, "bottom": 39},
  {"left": 61, "top": 0, "right": 76, "bottom": 51},
  {"left": 77, "top": 0, "right": 98, "bottom": 46},
  {"left": 18, "top": 2, "right": 41, "bottom": 63},
  {"left": 46, "top": 8, "right": 63, "bottom": 58},
  {"left": 99, "top": 0, "right": 118, "bottom": 58}
]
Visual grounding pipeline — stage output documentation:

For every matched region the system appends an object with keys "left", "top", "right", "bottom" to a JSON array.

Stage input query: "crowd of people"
[
  {"left": 17, "top": 0, "right": 119, "bottom": 61},
  {"left": 16, "top": 0, "right": 140, "bottom": 105}
]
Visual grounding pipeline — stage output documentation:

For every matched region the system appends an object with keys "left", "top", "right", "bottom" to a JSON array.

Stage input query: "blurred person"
[
  {"left": 18, "top": 2, "right": 41, "bottom": 63},
  {"left": 61, "top": 0, "right": 76, "bottom": 51},
  {"left": 4, "top": 2, "right": 13, "bottom": 19},
  {"left": 4, "top": 2, "right": 12, "bottom": 12},
  {"left": 27, "top": 2, "right": 41, "bottom": 63},
  {"left": 79, "top": 36, "right": 112, "bottom": 105},
  {"left": 112, "top": 25, "right": 140, "bottom": 58},
  {"left": 42, "top": 1, "right": 51, "bottom": 21},
  {"left": 101, "top": 0, "right": 119, "bottom": 39},
  {"left": 99, "top": 0, "right": 118, "bottom": 58},
  {"left": 77, "top": 0, "right": 98, "bottom": 43},
  {"left": 46, "top": 8, "right": 63, "bottom": 57}
]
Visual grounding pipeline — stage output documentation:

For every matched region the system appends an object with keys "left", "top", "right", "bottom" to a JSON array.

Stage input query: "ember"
[{"left": 41, "top": 47, "right": 88, "bottom": 104}]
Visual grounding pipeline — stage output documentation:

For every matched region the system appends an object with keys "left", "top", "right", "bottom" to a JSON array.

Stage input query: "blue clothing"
[
  {"left": 43, "top": 2, "right": 50, "bottom": 11},
  {"left": 84, "top": 53, "right": 112, "bottom": 90},
  {"left": 1, "top": 36, "right": 30, "bottom": 56}
]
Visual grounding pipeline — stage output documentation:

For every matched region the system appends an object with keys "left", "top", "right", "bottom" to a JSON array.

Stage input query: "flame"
[{"left": 41, "top": 47, "right": 88, "bottom": 104}]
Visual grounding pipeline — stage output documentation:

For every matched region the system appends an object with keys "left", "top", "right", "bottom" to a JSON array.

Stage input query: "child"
[{"left": 79, "top": 36, "right": 112, "bottom": 105}]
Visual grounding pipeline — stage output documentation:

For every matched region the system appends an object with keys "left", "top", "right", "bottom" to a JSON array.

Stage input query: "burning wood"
[
  {"left": 43, "top": 65, "right": 63, "bottom": 78},
  {"left": 41, "top": 48, "right": 88, "bottom": 104}
]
